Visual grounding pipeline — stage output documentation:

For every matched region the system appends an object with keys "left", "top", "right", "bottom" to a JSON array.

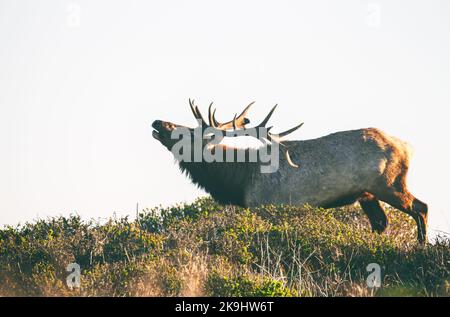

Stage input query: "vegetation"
[{"left": 0, "top": 197, "right": 448, "bottom": 297}]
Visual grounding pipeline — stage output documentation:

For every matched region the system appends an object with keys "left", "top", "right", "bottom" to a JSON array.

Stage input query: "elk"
[{"left": 152, "top": 100, "right": 428, "bottom": 243}]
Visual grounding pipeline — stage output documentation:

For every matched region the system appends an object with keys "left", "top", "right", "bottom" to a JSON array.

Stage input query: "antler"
[
  {"left": 189, "top": 99, "right": 303, "bottom": 141},
  {"left": 231, "top": 103, "right": 304, "bottom": 168},
  {"left": 232, "top": 104, "right": 304, "bottom": 144},
  {"left": 190, "top": 99, "right": 251, "bottom": 131},
  {"left": 188, "top": 99, "right": 303, "bottom": 167},
  {"left": 189, "top": 99, "right": 209, "bottom": 127},
  {"left": 208, "top": 102, "right": 253, "bottom": 130}
]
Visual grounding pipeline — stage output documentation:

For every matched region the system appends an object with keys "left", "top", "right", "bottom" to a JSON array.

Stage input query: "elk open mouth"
[
  {"left": 152, "top": 121, "right": 162, "bottom": 141},
  {"left": 152, "top": 129, "right": 161, "bottom": 141}
]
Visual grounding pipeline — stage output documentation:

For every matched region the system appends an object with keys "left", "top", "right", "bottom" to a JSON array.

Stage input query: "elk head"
[
  {"left": 151, "top": 99, "right": 252, "bottom": 151},
  {"left": 152, "top": 99, "right": 303, "bottom": 169}
]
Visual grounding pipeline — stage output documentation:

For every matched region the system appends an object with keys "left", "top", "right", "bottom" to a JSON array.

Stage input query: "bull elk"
[{"left": 152, "top": 100, "right": 428, "bottom": 243}]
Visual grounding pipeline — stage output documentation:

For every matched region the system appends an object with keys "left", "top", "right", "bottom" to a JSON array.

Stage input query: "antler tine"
[
  {"left": 189, "top": 99, "right": 209, "bottom": 127},
  {"left": 275, "top": 122, "right": 304, "bottom": 138},
  {"left": 265, "top": 123, "right": 303, "bottom": 144},
  {"left": 210, "top": 101, "right": 254, "bottom": 130},
  {"left": 189, "top": 98, "right": 198, "bottom": 118},
  {"left": 285, "top": 150, "right": 299, "bottom": 168},
  {"left": 236, "top": 101, "right": 254, "bottom": 121},
  {"left": 208, "top": 102, "right": 216, "bottom": 127},
  {"left": 232, "top": 113, "right": 238, "bottom": 130},
  {"left": 231, "top": 101, "right": 254, "bottom": 128},
  {"left": 265, "top": 123, "right": 302, "bottom": 168},
  {"left": 257, "top": 104, "right": 277, "bottom": 128},
  {"left": 212, "top": 109, "right": 219, "bottom": 126},
  {"left": 196, "top": 106, "right": 208, "bottom": 127}
]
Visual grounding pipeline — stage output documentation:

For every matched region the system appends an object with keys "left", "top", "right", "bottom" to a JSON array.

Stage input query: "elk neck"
[{"left": 177, "top": 144, "right": 264, "bottom": 206}]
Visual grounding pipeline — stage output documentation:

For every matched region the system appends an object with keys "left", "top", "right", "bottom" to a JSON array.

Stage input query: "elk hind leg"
[
  {"left": 376, "top": 190, "right": 428, "bottom": 244},
  {"left": 359, "top": 193, "right": 388, "bottom": 234}
]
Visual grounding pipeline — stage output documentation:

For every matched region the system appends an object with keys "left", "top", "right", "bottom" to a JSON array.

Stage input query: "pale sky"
[{"left": 0, "top": 0, "right": 449, "bottom": 240}]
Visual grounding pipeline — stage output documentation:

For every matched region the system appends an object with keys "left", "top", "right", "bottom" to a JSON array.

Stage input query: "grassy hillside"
[{"left": 0, "top": 197, "right": 448, "bottom": 297}]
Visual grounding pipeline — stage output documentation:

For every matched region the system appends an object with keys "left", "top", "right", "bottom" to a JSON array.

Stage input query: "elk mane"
[{"left": 178, "top": 145, "right": 259, "bottom": 206}]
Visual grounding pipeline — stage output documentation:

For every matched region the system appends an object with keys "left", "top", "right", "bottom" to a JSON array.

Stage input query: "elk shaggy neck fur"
[{"left": 178, "top": 145, "right": 260, "bottom": 206}]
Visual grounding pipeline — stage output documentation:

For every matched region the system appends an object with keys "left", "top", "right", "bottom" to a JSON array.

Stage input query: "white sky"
[{"left": 0, "top": 0, "right": 449, "bottom": 240}]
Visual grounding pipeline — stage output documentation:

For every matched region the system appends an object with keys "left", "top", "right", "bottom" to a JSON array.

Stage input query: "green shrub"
[
  {"left": 205, "top": 272, "right": 297, "bottom": 297},
  {"left": 0, "top": 197, "right": 448, "bottom": 297}
]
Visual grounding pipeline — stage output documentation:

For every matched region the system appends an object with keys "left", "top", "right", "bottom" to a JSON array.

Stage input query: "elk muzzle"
[{"left": 152, "top": 120, "right": 189, "bottom": 150}]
